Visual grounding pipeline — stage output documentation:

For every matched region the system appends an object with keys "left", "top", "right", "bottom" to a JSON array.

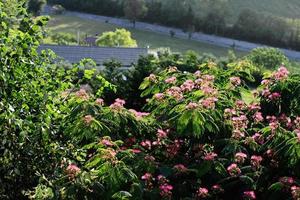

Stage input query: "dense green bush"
[{"left": 247, "top": 47, "right": 289, "bottom": 70}]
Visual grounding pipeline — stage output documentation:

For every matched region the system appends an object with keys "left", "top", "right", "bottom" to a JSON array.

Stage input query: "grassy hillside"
[{"left": 45, "top": 15, "right": 244, "bottom": 56}]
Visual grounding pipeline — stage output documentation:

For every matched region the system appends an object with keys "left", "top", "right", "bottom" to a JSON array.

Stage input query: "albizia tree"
[{"left": 29, "top": 62, "right": 300, "bottom": 199}]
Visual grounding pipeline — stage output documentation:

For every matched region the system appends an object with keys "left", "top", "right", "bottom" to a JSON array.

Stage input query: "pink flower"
[
  {"left": 159, "top": 184, "right": 173, "bottom": 198},
  {"left": 194, "top": 70, "right": 201, "bottom": 77},
  {"left": 83, "top": 115, "right": 94, "bottom": 125},
  {"left": 75, "top": 89, "right": 89, "bottom": 100},
  {"left": 252, "top": 133, "right": 264, "bottom": 144},
  {"left": 165, "top": 76, "right": 177, "bottom": 84},
  {"left": 230, "top": 76, "right": 241, "bottom": 86},
  {"left": 250, "top": 155, "right": 263, "bottom": 169},
  {"left": 196, "top": 187, "right": 209, "bottom": 198},
  {"left": 101, "top": 139, "right": 113, "bottom": 146},
  {"left": 201, "top": 85, "right": 218, "bottom": 95},
  {"left": 132, "top": 149, "right": 142, "bottom": 154},
  {"left": 211, "top": 184, "right": 223, "bottom": 193},
  {"left": 261, "top": 79, "right": 270, "bottom": 86},
  {"left": 66, "top": 164, "right": 81, "bottom": 179},
  {"left": 186, "top": 102, "right": 198, "bottom": 109},
  {"left": 266, "top": 116, "right": 277, "bottom": 123},
  {"left": 232, "top": 130, "right": 245, "bottom": 139},
  {"left": 202, "top": 75, "right": 215, "bottom": 82},
  {"left": 141, "top": 173, "right": 153, "bottom": 181},
  {"left": 253, "top": 112, "right": 264, "bottom": 123},
  {"left": 291, "top": 185, "right": 300, "bottom": 200},
  {"left": 203, "top": 152, "right": 218, "bottom": 161},
  {"left": 95, "top": 98, "right": 104, "bottom": 106},
  {"left": 235, "top": 152, "right": 247, "bottom": 164},
  {"left": 279, "top": 177, "right": 294, "bottom": 185},
  {"left": 262, "top": 89, "right": 271, "bottom": 98},
  {"left": 272, "top": 66, "right": 289, "bottom": 80},
  {"left": 154, "top": 93, "right": 165, "bottom": 100},
  {"left": 140, "top": 140, "right": 152, "bottom": 150},
  {"left": 235, "top": 100, "right": 246, "bottom": 110},
  {"left": 248, "top": 103, "right": 261, "bottom": 111},
  {"left": 157, "top": 129, "right": 168, "bottom": 139},
  {"left": 227, "top": 163, "right": 241, "bottom": 176},
  {"left": 243, "top": 191, "right": 256, "bottom": 199},
  {"left": 173, "top": 164, "right": 188, "bottom": 172},
  {"left": 180, "top": 80, "right": 195, "bottom": 92},
  {"left": 110, "top": 98, "right": 126, "bottom": 110},
  {"left": 129, "top": 109, "right": 150, "bottom": 119},
  {"left": 200, "top": 97, "right": 218, "bottom": 109},
  {"left": 268, "top": 92, "right": 281, "bottom": 101},
  {"left": 166, "top": 86, "right": 183, "bottom": 101}
]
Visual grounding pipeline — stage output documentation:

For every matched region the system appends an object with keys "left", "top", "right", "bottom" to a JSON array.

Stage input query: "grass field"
[{"left": 45, "top": 15, "right": 245, "bottom": 57}]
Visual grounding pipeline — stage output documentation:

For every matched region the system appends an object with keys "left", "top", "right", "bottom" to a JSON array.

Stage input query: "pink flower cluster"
[
  {"left": 95, "top": 98, "right": 104, "bottom": 106},
  {"left": 200, "top": 97, "right": 218, "bottom": 109},
  {"left": 196, "top": 187, "right": 209, "bottom": 198},
  {"left": 154, "top": 93, "right": 165, "bottom": 101},
  {"left": 166, "top": 86, "right": 183, "bottom": 100},
  {"left": 230, "top": 76, "right": 242, "bottom": 87},
  {"left": 253, "top": 112, "right": 264, "bottom": 123},
  {"left": 272, "top": 66, "right": 289, "bottom": 80},
  {"left": 141, "top": 172, "right": 154, "bottom": 189},
  {"left": 159, "top": 184, "right": 173, "bottom": 198},
  {"left": 101, "top": 138, "right": 113, "bottom": 146},
  {"left": 66, "top": 164, "right": 81, "bottom": 180},
  {"left": 227, "top": 163, "right": 241, "bottom": 176},
  {"left": 186, "top": 102, "right": 198, "bottom": 110},
  {"left": 157, "top": 175, "right": 173, "bottom": 199},
  {"left": 279, "top": 177, "right": 294, "bottom": 185},
  {"left": 250, "top": 155, "right": 263, "bottom": 169},
  {"left": 75, "top": 89, "right": 89, "bottom": 100},
  {"left": 203, "top": 152, "right": 218, "bottom": 161},
  {"left": 110, "top": 98, "right": 125, "bottom": 110},
  {"left": 291, "top": 185, "right": 300, "bottom": 200},
  {"left": 243, "top": 191, "right": 256, "bottom": 199},
  {"left": 129, "top": 109, "right": 150, "bottom": 119},
  {"left": 165, "top": 76, "right": 177, "bottom": 84},
  {"left": 180, "top": 80, "right": 195, "bottom": 92},
  {"left": 235, "top": 152, "right": 247, "bottom": 164},
  {"left": 83, "top": 115, "right": 94, "bottom": 125}
]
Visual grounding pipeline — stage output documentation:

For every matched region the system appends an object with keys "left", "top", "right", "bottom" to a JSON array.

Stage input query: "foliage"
[
  {"left": 27, "top": 0, "right": 46, "bottom": 16},
  {"left": 247, "top": 47, "right": 289, "bottom": 70},
  {"left": 1, "top": 2, "right": 300, "bottom": 200},
  {"left": 96, "top": 28, "right": 137, "bottom": 47},
  {"left": 123, "top": 0, "right": 147, "bottom": 26},
  {"left": 50, "top": 32, "right": 77, "bottom": 45}
]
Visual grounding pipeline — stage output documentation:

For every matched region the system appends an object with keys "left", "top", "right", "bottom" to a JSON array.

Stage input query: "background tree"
[
  {"left": 123, "top": 0, "right": 148, "bottom": 27},
  {"left": 96, "top": 28, "right": 137, "bottom": 47},
  {"left": 27, "top": 0, "right": 46, "bottom": 16}
]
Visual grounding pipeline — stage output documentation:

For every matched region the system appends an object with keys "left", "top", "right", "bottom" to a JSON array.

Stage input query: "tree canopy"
[{"left": 96, "top": 28, "right": 138, "bottom": 47}]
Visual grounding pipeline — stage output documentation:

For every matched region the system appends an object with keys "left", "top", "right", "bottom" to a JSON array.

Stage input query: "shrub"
[{"left": 247, "top": 47, "right": 289, "bottom": 70}]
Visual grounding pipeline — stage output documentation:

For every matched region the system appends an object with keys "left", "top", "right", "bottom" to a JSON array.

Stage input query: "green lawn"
[{"left": 45, "top": 15, "right": 245, "bottom": 57}]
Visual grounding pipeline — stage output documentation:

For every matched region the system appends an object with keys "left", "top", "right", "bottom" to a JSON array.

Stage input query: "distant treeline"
[{"left": 47, "top": 0, "right": 300, "bottom": 50}]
